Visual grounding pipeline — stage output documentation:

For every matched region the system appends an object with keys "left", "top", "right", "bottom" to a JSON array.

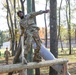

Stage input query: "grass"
[
  {"left": 58, "top": 48, "right": 76, "bottom": 75},
  {"left": 58, "top": 48, "right": 76, "bottom": 63},
  {"left": 59, "top": 54, "right": 76, "bottom": 62}
]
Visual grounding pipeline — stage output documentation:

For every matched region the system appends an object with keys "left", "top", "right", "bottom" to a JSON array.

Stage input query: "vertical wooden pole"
[{"left": 63, "top": 63, "right": 67, "bottom": 75}]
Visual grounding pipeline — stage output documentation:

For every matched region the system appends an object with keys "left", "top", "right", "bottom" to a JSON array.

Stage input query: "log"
[
  {"left": 0, "top": 59, "right": 68, "bottom": 73},
  {"left": 13, "top": 36, "right": 22, "bottom": 64}
]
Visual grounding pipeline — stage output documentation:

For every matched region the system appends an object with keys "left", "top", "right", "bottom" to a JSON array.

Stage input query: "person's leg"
[
  {"left": 24, "top": 33, "right": 32, "bottom": 59},
  {"left": 33, "top": 43, "right": 56, "bottom": 60},
  {"left": 6, "top": 57, "right": 8, "bottom": 64},
  {"left": 33, "top": 31, "right": 42, "bottom": 62}
]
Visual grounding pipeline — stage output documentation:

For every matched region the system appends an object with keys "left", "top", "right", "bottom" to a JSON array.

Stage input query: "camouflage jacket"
[
  {"left": 4, "top": 51, "right": 10, "bottom": 57},
  {"left": 19, "top": 10, "right": 45, "bottom": 33}
]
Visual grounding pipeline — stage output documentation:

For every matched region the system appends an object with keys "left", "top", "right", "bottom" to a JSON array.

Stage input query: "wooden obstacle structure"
[{"left": 0, "top": 58, "right": 68, "bottom": 75}]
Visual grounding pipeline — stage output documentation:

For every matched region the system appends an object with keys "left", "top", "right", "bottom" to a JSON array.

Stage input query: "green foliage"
[
  {"left": 59, "top": 25, "right": 68, "bottom": 40},
  {"left": 0, "top": 31, "right": 3, "bottom": 47},
  {"left": 0, "top": 30, "right": 10, "bottom": 45},
  {"left": 59, "top": 25, "right": 75, "bottom": 41}
]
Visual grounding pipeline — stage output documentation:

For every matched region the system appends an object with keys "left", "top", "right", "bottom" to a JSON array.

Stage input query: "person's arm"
[
  {"left": 20, "top": 26, "right": 24, "bottom": 36},
  {"left": 27, "top": 10, "right": 50, "bottom": 19},
  {"left": 19, "top": 21, "right": 25, "bottom": 36}
]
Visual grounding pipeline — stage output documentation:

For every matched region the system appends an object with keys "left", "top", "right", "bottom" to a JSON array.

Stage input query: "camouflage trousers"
[
  {"left": 5, "top": 57, "right": 9, "bottom": 64},
  {"left": 24, "top": 29, "right": 42, "bottom": 62}
]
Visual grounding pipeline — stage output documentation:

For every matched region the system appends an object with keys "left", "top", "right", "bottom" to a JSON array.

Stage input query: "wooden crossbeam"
[{"left": 0, "top": 59, "right": 68, "bottom": 73}]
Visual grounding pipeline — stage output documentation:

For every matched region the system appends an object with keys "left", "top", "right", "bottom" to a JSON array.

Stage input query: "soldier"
[
  {"left": 4, "top": 47, "right": 10, "bottom": 64},
  {"left": 17, "top": 10, "right": 49, "bottom": 62}
]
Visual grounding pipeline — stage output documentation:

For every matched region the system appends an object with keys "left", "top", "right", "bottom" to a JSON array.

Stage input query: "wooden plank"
[
  {"left": 0, "top": 59, "right": 68, "bottom": 73},
  {"left": 63, "top": 63, "right": 67, "bottom": 75}
]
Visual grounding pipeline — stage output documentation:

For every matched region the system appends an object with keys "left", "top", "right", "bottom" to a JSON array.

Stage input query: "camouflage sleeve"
[
  {"left": 27, "top": 10, "right": 47, "bottom": 18},
  {"left": 20, "top": 21, "right": 26, "bottom": 28},
  {"left": 19, "top": 21, "right": 25, "bottom": 33}
]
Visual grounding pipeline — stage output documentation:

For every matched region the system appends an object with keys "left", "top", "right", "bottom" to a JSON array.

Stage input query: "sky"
[
  {"left": 0, "top": 0, "right": 76, "bottom": 31},
  {"left": 36, "top": 0, "right": 49, "bottom": 28},
  {"left": 0, "top": 0, "right": 8, "bottom": 31},
  {"left": 0, "top": 0, "right": 48, "bottom": 31}
]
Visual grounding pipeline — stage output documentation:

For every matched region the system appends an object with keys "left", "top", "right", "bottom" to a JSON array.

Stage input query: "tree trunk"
[
  {"left": 49, "top": 0, "right": 58, "bottom": 75},
  {"left": 27, "top": 0, "right": 33, "bottom": 75},
  {"left": 68, "top": 0, "right": 71, "bottom": 55},
  {"left": 14, "top": 0, "right": 18, "bottom": 55},
  {"left": 58, "top": 0, "right": 64, "bottom": 51},
  {"left": 44, "top": 0, "right": 48, "bottom": 48},
  {"left": 32, "top": 0, "right": 40, "bottom": 75},
  {"left": 20, "top": 0, "right": 25, "bottom": 15},
  {"left": 6, "top": 0, "right": 15, "bottom": 56},
  {"left": 60, "top": 35, "right": 64, "bottom": 51},
  {"left": 65, "top": 0, "right": 71, "bottom": 55}
]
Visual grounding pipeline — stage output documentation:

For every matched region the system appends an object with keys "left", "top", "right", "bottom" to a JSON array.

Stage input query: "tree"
[
  {"left": 5, "top": 0, "right": 25, "bottom": 56},
  {"left": 32, "top": 0, "right": 40, "bottom": 75},
  {"left": 6, "top": 0, "right": 15, "bottom": 56},
  {"left": 20, "top": 0, "right": 25, "bottom": 14},
  {"left": 65, "top": 0, "right": 72, "bottom": 54},
  {"left": 14, "top": 0, "right": 18, "bottom": 54},
  {"left": 27, "top": 0, "right": 33, "bottom": 75},
  {"left": 0, "top": 31, "right": 3, "bottom": 48},
  {"left": 49, "top": 0, "right": 58, "bottom": 75},
  {"left": 58, "top": 0, "right": 64, "bottom": 51},
  {"left": 44, "top": 0, "right": 48, "bottom": 48}
]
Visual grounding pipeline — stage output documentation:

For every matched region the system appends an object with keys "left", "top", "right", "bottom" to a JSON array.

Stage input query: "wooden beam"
[{"left": 0, "top": 59, "right": 68, "bottom": 73}]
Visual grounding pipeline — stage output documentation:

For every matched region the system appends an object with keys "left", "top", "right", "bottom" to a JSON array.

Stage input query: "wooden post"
[{"left": 63, "top": 63, "right": 67, "bottom": 75}]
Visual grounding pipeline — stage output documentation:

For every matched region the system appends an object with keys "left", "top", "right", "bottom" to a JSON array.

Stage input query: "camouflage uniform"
[
  {"left": 20, "top": 10, "right": 46, "bottom": 62},
  {"left": 4, "top": 50, "right": 10, "bottom": 64}
]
